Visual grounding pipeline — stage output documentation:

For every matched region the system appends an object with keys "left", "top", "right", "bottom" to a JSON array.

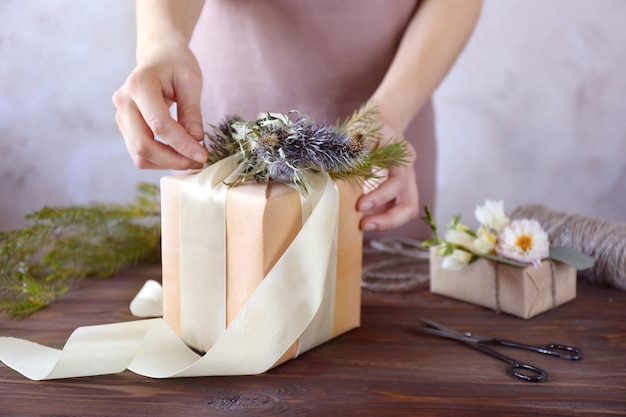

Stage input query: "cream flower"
[
  {"left": 496, "top": 219, "right": 549, "bottom": 268},
  {"left": 473, "top": 225, "right": 497, "bottom": 254},
  {"left": 257, "top": 112, "right": 290, "bottom": 128},
  {"left": 444, "top": 227, "right": 474, "bottom": 249},
  {"left": 442, "top": 249, "right": 473, "bottom": 271},
  {"left": 475, "top": 200, "right": 510, "bottom": 232}
]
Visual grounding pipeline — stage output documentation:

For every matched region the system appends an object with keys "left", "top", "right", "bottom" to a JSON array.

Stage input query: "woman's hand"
[
  {"left": 358, "top": 0, "right": 482, "bottom": 232},
  {"left": 357, "top": 119, "right": 419, "bottom": 232},
  {"left": 113, "top": 43, "right": 208, "bottom": 170}
]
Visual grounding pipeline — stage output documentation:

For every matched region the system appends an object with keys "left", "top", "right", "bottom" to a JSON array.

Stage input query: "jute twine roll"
[
  {"left": 361, "top": 238, "right": 430, "bottom": 291},
  {"left": 511, "top": 204, "right": 626, "bottom": 290}
]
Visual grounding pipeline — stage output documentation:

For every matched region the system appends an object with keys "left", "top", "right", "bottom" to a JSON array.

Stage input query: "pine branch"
[
  {"left": 328, "top": 141, "right": 411, "bottom": 183},
  {"left": 0, "top": 183, "right": 161, "bottom": 318},
  {"left": 336, "top": 101, "right": 383, "bottom": 144}
]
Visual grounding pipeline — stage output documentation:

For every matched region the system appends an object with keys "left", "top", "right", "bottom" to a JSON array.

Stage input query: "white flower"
[
  {"left": 442, "top": 249, "right": 473, "bottom": 271},
  {"left": 257, "top": 112, "right": 290, "bottom": 129},
  {"left": 496, "top": 219, "right": 549, "bottom": 268},
  {"left": 475, "top": 200, "right": 510, "bottom": 232},
  {"left": 472, "top": 225, "right": 496, "bottom": 254},
  {"left": 444, "top": 228, "right": 474, "bottom": 249},
  {"left": 231, "top": 121, "right": 255, "bottom": 142}
]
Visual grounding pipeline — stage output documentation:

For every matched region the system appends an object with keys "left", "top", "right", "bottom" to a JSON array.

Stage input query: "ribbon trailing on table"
[{"left": 0, "top": 156, "right": 339, "bottom": 380}]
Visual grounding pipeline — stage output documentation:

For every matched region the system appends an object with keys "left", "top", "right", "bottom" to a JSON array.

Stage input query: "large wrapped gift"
[
  {"left": 0, "top": 109, "right": 402, "bottom": 381},
  {"left": 160, "top": 155, "right": 363, "bottom": 370},
  {"left": 430, "top": 250, "right": 576, "bottom": 319}
]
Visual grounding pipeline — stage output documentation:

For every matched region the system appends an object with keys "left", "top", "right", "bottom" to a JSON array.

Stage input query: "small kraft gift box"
[
  {"left": 430, "top": 249, "right": 577, "bottom": 319},
  {"left": 423, "top": 201, "right": 593, "bottom": 319}
]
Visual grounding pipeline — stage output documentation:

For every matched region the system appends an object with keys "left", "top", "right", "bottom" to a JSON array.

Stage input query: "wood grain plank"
[{"left": 1, "top": 262, "right": 625, "bottom": 416}]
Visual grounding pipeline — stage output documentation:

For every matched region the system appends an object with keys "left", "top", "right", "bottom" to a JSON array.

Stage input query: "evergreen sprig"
[
  {"left": 0, "top": 183, "right": 161, "bottom": 318},
  {"left": 336, "top": 101, "right": 384, "bottom": 143}
]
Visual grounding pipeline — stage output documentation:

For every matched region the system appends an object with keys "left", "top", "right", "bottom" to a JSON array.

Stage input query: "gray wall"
[{"left": 435, "top": 0, "right": 626, "bottom": 225}]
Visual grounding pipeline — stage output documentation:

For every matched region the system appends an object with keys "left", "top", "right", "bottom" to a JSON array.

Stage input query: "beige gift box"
[
  {"left": 430, "top": 249, "right": 577, "bottom": 319},
  {"left": 161, "top": 175, "right": 363, "bottom": 367}
]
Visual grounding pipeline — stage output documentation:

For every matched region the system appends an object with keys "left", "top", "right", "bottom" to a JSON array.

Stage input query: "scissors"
[{"left": 415, "top": 318, "right": 582, "bottom": 383}]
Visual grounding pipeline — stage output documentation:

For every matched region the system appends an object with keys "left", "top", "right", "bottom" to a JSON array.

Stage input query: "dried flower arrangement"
[{"left": 203, "top": 105, "right": 411, "bottom": 191}]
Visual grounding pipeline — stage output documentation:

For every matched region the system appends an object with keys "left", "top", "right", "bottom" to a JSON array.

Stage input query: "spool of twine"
[{"left": 511, "top": 204, "right": 626, "bottom": 290}]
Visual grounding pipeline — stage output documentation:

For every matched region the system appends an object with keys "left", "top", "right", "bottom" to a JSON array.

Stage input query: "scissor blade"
[
  {"left": 415, "top": 319, "right": 480, "bottom": 344},
  {"left": 419, "top": 318, "right": 452, "bottom": 331},
  {"left": 415, "top": 326, "right": 479, "bottom": 344}
]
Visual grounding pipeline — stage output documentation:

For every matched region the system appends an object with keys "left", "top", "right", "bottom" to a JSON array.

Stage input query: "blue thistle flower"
[{"left": 204, "top": 114, "right": 244, "bottom": 165}]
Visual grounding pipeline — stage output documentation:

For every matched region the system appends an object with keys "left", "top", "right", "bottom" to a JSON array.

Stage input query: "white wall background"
[
  {"left": 435, "top": 0, "right": 626, "bottom": 226},
  {"left": 0, "top": 0, "right": 161, "bottom": 231},
  {"left": 1, "top": 0, "right": 625, "bottom": 232}
]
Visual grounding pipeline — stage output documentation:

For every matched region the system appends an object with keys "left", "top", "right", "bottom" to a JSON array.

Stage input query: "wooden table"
[{"left": 1, "top": 256, "right": 625, "bottom": 416}]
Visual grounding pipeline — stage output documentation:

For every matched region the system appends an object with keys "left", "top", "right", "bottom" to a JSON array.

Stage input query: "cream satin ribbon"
[
  {"left": 178, "top": 155, "right": 239, "bottom": 351},
  {"left": 0, "top": 157, "right": 339, "bottom": 380}
]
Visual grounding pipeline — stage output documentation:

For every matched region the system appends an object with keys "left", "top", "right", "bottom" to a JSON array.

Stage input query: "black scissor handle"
[
  {"left": 545, "top": 343, "right": 582, "bottom": 360},
  {"left": 475, "top": 343, "right": 549, "bottom": 382},
  {"left": 506, "top": 362, "right": 548, "bottom": 383},
  {"left": 492, "top": 338, "right": 582, "bottom": 360}
]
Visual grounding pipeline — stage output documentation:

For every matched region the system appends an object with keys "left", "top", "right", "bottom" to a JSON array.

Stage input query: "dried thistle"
[{"left": 204, "top": 114, "right": 244, "bottom": 165}]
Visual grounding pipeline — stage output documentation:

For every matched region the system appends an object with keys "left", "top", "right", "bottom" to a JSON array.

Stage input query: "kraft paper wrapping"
[
  {"left": 430, "top": 250, "right": 576, "bottom": 319},
  {"left": 161, "top": 174, "right": 363, "bottom": 365}
]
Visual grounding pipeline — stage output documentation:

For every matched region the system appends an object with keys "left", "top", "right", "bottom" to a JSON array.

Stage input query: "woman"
[{"left": 113, "top": 0, "right": 482, "bottom": 239}]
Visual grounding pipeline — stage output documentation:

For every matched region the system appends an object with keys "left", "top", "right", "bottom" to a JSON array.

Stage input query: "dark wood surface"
[{"left": 1, "top": 255, "right": 625, "bottom": 417}]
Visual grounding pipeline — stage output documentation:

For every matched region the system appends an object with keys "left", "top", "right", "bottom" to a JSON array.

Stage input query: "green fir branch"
[
  {"left": 336, "top": 101, "right": 384, "bottom": 145},
  {"left": 327, "top": 141, "right": 411, "bottom": 183},
  {"left": 0, "top": 183, "right": 161, "bottom": 318},
  {"left": 332, "top": 103, "right": 412, "bottom": 183}
]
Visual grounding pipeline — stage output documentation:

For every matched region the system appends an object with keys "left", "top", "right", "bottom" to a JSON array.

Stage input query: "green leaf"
[
  {"left": 421, "top": 205, "right": 439, "bottom": 240},
  {"left": 422, "top": 238, "right": 440, "bottom": 248},
  {"left": 439, "top": 243, "right": 455, "bottom": 257},
  {"left": 448, "top": 214, "right": 461, "bottom": 229},
  {"left": 549, "top": 246, "right": 595, "bottom": 271}
]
